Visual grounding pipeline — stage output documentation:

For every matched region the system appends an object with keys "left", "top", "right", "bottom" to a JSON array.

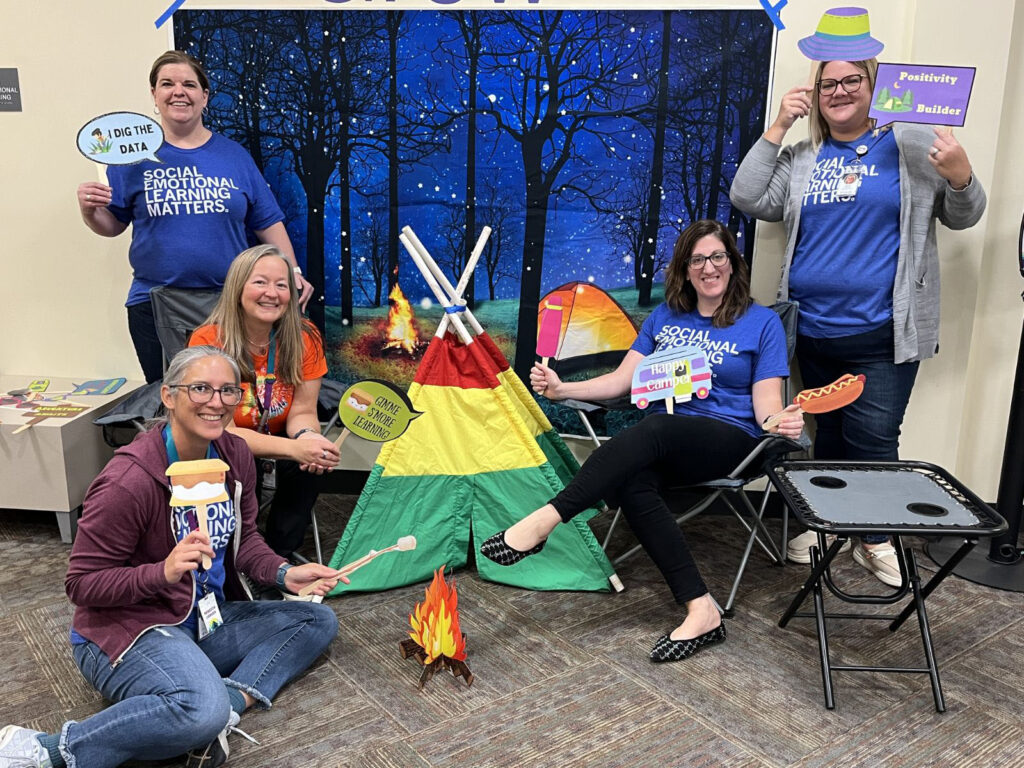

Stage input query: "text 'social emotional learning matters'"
[
  {"left": 77, "top": 112, "right": 164, "bottom": 165},
  {"left": 870, "top": 64, "right": 975, "bottom": 128}
]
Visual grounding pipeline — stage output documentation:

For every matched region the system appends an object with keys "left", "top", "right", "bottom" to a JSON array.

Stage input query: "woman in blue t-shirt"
[
  {"left": 730, "top": 48, "right": 985, "bottom": 586},
  {"left": 76, "top": 51, "right": 312, "bottom": 384},
  {"left": 480, "top": 220, "right": 804, "bottom": 662}
]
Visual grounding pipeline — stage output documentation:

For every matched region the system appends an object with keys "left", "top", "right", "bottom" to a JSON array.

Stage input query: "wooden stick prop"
[
  {"left": 536, "top": 296, "right": 563, "bottom": 367},
  {"left": 298, "top": 536, "right": 417, "bottom": 596},
  {"left": 399, "top": 234, "right": 475, "bottom": 344},
  {"left": 195, "top": 504, "right": 213, "bottom": 570},
  {"left": 763, "top": 374, "right": 866, "bottom": 430}
]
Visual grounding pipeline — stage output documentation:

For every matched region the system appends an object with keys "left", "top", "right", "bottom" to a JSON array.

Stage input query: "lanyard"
[
  {"left": 163, "top": 423, "right": 217, "bottom": 465},
  {"left": 254, "top": 329, "right": 277, "bottom": 434}
]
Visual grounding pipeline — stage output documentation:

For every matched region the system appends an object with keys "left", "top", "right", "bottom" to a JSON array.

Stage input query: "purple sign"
[{"left": 870, "top": 63, "right": 975, "bottom": 128}]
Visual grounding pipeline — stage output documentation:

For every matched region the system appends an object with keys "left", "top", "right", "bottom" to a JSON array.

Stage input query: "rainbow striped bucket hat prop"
[{"left": 798, "top": 7, "right": 884, "bottom": 61}]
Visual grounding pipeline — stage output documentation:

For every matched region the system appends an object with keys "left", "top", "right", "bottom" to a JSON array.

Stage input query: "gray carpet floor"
[{"left": 2, "top": 495, "right": 1023, "bottom": 767}]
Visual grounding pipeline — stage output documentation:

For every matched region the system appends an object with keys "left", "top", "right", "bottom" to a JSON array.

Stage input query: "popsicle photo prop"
[
  {"left": 166, "top": 459, "right": 230, "bottom": 570},
  {"left": 630, "top": 346, "right": 713, "bottom": 415},
  {"left": 334, "top": 379, "right": 423, "bottom": 449},
  {"left": 870, "top": 64, "right": 975, "bottom": 129},
  {"left": 298, "top": 535, "right": 417, "bottom": 596},
  {"left": 763, "top": 374, "right": 866, "bottom": 430},
  {"left": 77, "top": 112, "right": 164, "bottom": 166},
  {"left": 536, "top": 295, "right": 564, "bottom": 366},
  {"left": 11, "top": 404, "right": 89, "bottom": 434}
]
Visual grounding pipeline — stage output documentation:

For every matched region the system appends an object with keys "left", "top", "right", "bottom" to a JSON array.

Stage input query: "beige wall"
[{"left": 2, "top": 1, "right": 1022, "bottom": 496}]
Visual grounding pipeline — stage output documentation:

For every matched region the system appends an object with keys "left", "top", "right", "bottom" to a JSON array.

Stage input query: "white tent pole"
[
  {"left": 402, "top": 225, "right": 490, "bottom": 337},
  {"left": 399, "top": 233, "right": 474, "bottom": 345}
]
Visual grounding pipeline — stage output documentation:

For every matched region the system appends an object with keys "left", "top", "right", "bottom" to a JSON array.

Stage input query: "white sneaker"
[
  {"left": 852, "top": 542, "right": 903, "bottom": 587},
  {"left": 786, "top": 530, "right": 851, "bottom": 564},
  {"left": 0, "top": 725, "right": 52, "bottom": 768}
]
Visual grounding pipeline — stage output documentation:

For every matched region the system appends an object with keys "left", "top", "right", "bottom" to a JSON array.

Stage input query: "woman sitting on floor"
[
  {"left": 480, "top": 219, "right": 803, "bottom": 662},
  {"left": 0, "top": 347, "right": 342, "bottom": 768},
  {"left": 190, "top": 244, "right": 340, "bottom": 559}
]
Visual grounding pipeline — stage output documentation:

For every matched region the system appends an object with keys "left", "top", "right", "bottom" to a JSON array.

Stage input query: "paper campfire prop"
[{"left": 399, "top": 567, "right": 474, "bottom": 689}]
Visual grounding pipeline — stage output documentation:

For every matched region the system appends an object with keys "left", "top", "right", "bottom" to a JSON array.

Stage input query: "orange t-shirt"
[{"left": 189, "top": 324, "right": 327, "bottom": 436}]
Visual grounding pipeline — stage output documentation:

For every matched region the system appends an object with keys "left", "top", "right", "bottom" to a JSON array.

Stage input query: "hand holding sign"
[
  {"left": 870, "top": 63, "right": 975, "bottom": 129},
  {"left": 334, "top": 380, "right": 423, "bottom": 449}
]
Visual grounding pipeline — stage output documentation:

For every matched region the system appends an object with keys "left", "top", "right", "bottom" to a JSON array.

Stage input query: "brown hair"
[
  {"left": 663, "top": 219, "right": 751, "bottom": 328},
  {"left": 204, "top": 245, "right": 322, "bottom": 386},
  {"left": 149, "top": 50, "right": 210, "bottom": 92},
  {"left": 808, "top": 58, "right": 878, "bottom": 149}
]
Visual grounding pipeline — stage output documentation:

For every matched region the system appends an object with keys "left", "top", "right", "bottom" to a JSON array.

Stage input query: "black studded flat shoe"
[
  {"left": 649, "top": 623, "right": 726, "bottom": 662},
  {"left": 479, "top": 530, "right": 546, "bottom": 566}
]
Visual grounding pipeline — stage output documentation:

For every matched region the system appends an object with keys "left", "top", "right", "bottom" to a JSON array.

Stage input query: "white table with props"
[{"left": 0, "top": 375, "right": 144, "bottom": 542}]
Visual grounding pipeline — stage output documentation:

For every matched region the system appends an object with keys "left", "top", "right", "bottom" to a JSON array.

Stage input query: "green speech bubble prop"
[{"left": 335, "top": 379, "right": 423, "bottom": 446}]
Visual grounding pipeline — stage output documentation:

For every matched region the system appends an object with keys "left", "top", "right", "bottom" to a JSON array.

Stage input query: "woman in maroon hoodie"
[{"left": 0, "top": 347, "right": 342, "bottom": 768}]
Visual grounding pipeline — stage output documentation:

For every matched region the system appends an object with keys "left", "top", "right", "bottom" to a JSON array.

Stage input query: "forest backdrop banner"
[{"left": 174, "top": 7, "right": 775, "bottom": 402}]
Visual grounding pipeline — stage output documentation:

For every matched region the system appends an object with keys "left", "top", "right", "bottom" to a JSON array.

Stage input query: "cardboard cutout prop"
[
  {"left": 763, "top": 374, "right": 866, "bottom": 430},
  {"left": 77, "top": 112, "right": 164, "bottom": 166},
  {"left": 399, "top": 567, "right": 474, "bottom": 689},
  {"left": 630, "top": 346, "right": 713, "bottom": 415},
  {"left": 166, "top": 458, "right": 230, "bottom": 570},
  {"left": 536, "top": 296, "right": 563, "bottom": 367},
  {"left": 870, "top": 63, "right": 975, "bottom": 128},
  {"left": 798, "top": 7, "right": 884, "bottom": 61},
  {"left": 298, "top": 535, "right": 417, "bottom": 597},
  {"left": 11, "top": 404, "right": 89, "bottom": 434},
  {"left": 334, "top": 379, "right": 423, "bottom": 449}
]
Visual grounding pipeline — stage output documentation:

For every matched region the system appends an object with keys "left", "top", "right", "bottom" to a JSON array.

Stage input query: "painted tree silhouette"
[{"left": 476, "top": 10, "right": 646, "bottom": 380}]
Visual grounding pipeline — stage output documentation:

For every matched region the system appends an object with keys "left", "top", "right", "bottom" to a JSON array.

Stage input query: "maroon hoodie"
[{"left": 65, "top": 425, "right": 284, "bottom": 663}]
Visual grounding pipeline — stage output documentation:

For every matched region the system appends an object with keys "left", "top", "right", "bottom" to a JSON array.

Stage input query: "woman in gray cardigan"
[{"left": 730, "top": 57, "right": 986, "bottom": 585}]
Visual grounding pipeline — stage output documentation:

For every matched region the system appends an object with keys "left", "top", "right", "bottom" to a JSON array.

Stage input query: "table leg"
[
  {"left": 891, "top": 539, "right": 977, "bottom": 632},
  {"left": 779, "top": 536, "right": 845, "bottom": 628},
  {"left": 56, "top": 506, "right": 80, "bottom": 544},
  {"left": 810, "top": 544, "right": 836, "bottom": 709},
  {"left": 906, "top": 550, "right": 946, "bottom": 713}
]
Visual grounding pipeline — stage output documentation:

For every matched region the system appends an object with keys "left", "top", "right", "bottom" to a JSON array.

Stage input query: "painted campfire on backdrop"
[{"left": 173, "top": 8, "right": 774, "bottom": 394}]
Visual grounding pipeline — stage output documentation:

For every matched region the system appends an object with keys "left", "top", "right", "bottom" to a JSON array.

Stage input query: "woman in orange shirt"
[{"left": 190, "top": 245, "right": 339, "bottom": 558}]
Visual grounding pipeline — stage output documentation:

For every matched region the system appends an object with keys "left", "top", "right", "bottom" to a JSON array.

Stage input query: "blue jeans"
[
  {"left": 796, "top": 321, "right": 919, "bottom": 544},
  {"left": 61, "top": 600, "right": 337, "bottom": 768}
]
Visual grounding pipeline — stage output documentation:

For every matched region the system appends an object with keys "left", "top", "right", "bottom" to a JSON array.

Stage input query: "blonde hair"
[
  {"left": 808, "top": 59, "right": 879, "bottom": 150},
  {"left": 204, "top": 245, "right": 322, "bottom": 386}
]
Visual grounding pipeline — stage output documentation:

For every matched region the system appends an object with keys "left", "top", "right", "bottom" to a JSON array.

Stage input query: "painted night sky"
[{"left": 175, "top": 8, "right": 774, "bottom": 381}]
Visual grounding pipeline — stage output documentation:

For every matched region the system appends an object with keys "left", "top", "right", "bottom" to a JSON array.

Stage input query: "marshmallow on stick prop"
[
  {"left": 536, "top": 296, "right": 563, "bottom": 366},
  {"left": 166, "top": 459, "right": 230, "bottom": 570},
  {"left": 763, "top": 374, "right": 866, "bottom": 430},
  {"left": 298, "top": 536, "right": 417, "bottom": 596}
]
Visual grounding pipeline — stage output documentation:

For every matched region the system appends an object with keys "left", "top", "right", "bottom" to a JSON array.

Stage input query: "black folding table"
[{"left": 766, "top": 460, "right": 1007, "bottom": 712}]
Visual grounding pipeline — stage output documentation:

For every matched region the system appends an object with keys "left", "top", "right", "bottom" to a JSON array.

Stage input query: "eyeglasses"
[
  {"left": 169, "top": 383, "right": 244, "bottom": 406},
  {"left": 686, "top": 251, "right": 730, "bottom": 269},
  {"left": 816, "top": 74, "right": 865, "bottom": 96}
]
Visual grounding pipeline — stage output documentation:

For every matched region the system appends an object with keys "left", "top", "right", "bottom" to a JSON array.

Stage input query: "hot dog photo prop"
[{"left": 763, "top": 373, "right": 866, "bottom": 430}]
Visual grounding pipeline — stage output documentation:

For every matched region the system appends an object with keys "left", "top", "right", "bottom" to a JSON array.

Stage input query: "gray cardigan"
[{"left": 729, "top": 123, "right": 986, "bottom": 363}]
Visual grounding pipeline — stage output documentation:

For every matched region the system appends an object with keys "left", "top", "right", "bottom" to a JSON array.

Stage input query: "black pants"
[
  {"left": 126, "top": 301, "right": 165, "bottom": 384},
  {"left": 256, "top": 458, "right": 323, "bottom": 558},
  {"left": 550, "top": 414, "right": 758, "bottom": 604}
]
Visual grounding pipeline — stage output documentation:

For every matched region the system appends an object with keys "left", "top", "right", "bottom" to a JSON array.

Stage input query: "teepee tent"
[
  {"left": 327, "top": 229, "right": 618, "bottom": 594},
  {"left": 537, "top": 282, "right": 638, "bottom": 374}
]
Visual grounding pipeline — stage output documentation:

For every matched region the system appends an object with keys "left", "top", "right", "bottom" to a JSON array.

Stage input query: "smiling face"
[
  {"left": 687, "top": 234, "right": 733, "bottom": 313},
  {"left": 161, "top": 355, "right": 237, "bottom": 459},
  {"left": 817, "top": 60, "right": 872, "bottom": 140},
  {"left": 151, "top": 62, "right": 209, "bottom": 130},
  {"left": 240, "top": 255, "right": 291, "bottom": 330}
]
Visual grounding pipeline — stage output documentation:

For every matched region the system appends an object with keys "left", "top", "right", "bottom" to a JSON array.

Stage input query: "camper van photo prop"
[
  {"left": 166, "top": 458, "right": 230, "bottom": 571},
  {"left": 335, "top": 379, "right": 424, "bottom": 448},
  {"left": 631, "top": 346, "right": 713, "bottom": 414}
]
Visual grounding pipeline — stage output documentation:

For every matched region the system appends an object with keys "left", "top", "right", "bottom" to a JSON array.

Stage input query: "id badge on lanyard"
[{"left": 837, "top": 141, "right": 870, "bottom": 200}]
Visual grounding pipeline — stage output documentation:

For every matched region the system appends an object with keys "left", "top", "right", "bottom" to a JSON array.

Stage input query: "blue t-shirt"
[
  {"left": 106, "top": 132, "right": 284, "bottom": 306},
  {"left": 631, "top": 303, "right": 789, "bottom": 437},
  {"left": 790, "top": 128, "right": 901, "bottom": 338}
]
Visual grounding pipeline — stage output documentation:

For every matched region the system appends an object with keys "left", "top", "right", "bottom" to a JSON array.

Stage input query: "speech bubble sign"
[
  {"left": 77, "top": 112, "right": 164, "bottom": 165},
  {"left": 338, "top": 379, "right": 423, "bottom": 442},
  {"left": 870, "top": 63, "right": 975, "bottom": 129}
]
